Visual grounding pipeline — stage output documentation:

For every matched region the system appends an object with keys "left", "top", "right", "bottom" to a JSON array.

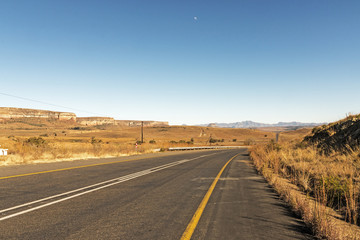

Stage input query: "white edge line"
[{"left": 0, "top": 152, "right": 218, "bottom": 221}]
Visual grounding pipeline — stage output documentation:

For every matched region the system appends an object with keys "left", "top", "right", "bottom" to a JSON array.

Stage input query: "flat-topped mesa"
[
  {"left": 77, "top": 118, "right": 168, "bottom": 127},
  {"left": 115, "top": 120, "right": 169, "bottom": 127},
  {"left": 0, "top": 107, "right": 76, "bottom": 122},
  {"left": 77, "top": 117, "right": 115, "bottom": 126},
  {"left": 0, "top": 107, "right": 169, "bottom": 127}
]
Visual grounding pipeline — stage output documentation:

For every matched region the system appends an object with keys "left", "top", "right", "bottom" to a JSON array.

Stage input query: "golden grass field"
[
  {"left": 250, "top": 116, "right": 360, "bottom": 239},
  {"left": 0, "top": 119, "right": 310, "bottom": 165}
]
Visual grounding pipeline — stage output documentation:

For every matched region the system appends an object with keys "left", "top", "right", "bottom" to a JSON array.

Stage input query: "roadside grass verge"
[
  {"left": 0, "top": 125, "right": 282, "bottom": 165},
  {"left": 250, "top": 141, "right": 360, "bottom": 239},
  {"left": 0, "top": 138, "right": 163, "bottom": 165},
  {"left": 0, "top": 136, "right": 212, "bottom": 165}
]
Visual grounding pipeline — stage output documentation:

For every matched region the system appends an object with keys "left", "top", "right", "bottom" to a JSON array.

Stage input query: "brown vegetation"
[
  {"left": 250, "top": 115, "right": 360, "bottom": 239},
  {"left": 0, "top": 120, "right": 275, "bottom": 165},
  {"left": 304, "top": 114, "right": 360, "bottom": 155}
]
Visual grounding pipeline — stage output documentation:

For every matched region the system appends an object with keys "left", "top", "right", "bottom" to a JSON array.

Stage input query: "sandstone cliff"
[
  {"left": 0, "top": 107, "right": 169, "bottom": 127},
  {"left": 115, "top": 120, "right": 169, "bottom": 127},
  {"left": 77, "top": 117, "right": 115, "bottom": 126},
  {"left": 0, "top": 107, "right": 76, "bottom": 122},
  {"left": 77, "top": 118, "right": 169, "bottom": 127}
]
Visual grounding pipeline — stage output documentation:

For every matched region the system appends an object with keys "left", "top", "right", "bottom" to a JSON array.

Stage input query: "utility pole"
[
  {"left": 209, "top": 134, "right": 213, "bottom": 146},
  {"left": 275, "top": 132, "right": 280, "bottom": 143},
  {"left": 141, "top": 121, "right": 144, "bottom": 143}
]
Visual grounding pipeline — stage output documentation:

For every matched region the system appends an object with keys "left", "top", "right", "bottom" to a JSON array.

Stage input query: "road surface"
[{"left": 0, "top": 149, "right": 313, "bottom": 239}]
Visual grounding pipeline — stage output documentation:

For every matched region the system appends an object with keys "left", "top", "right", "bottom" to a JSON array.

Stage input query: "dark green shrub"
[{"left": 209, "top": 138, "right": 217, "bottom": 144}]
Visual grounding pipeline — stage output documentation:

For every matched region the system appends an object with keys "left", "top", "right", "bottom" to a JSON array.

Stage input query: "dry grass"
[
  {"left": 277, "top": 127, "right": 312, "bottom": 142},
  {"left": 250, "top": 141, "right": 360, "bottom": 239},
  {"left": 0, "top": 121, "right": 277, "bottom": 165},
  {"left": 0, "top": 137, "right": 150, "bottom": 165}
]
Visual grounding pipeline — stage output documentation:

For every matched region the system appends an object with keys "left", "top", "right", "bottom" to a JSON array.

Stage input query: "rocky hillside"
[{"left": 304, "top": 114, "right": 360, "bottom": 155}]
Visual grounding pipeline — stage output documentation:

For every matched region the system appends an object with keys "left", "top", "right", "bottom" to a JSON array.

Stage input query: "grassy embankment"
[
  {"left": 251, "top": 115, "right": 360, "bottom": 239},
  {"left": 0, "top": 119, "right": 274, "bottom": 165}
]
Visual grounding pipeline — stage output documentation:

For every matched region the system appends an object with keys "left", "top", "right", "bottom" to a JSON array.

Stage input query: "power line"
[{"left": 0, "top": 92, "right": 108, "bottom": 117}]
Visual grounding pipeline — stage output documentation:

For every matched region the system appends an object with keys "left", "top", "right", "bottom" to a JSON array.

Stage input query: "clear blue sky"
[{"left": 1, "top": 0, "right": 359, "bottom": 125}]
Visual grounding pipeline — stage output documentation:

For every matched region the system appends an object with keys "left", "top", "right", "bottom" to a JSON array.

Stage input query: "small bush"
[
  {"left": 25, "top": 137, "right": 46, "bottom": 147},
  {"left": 91, "top": 137, "right": 102, "bottom": 144},
  {"left": 209, "top": 138, "right": 224, "bottom": 144},
  {"left": 209, "top": 138, "right": 217, "bottom": 144},
  {"left": 71, "top": 127, "right": 86, "bottom": 130},
  {"left": 318, "top": 176, "right": 349, "bottom": 210},
  {"left": 244, "top": 138, "right": 256, "bottom": 146}
]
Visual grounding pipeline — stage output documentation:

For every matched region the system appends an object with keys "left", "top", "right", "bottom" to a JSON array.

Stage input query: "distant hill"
[
  {"left": 198, "top": 121, "right": 324, "bottom": 129},
  {"left": 304, "top": 114, "right": 360, "bottom": 155},
  {"left": 0, "top": 107, "right": 76, "bottom": 122},
  {"left": 0, "top": 107, "right": 168, "bottom": 127}
]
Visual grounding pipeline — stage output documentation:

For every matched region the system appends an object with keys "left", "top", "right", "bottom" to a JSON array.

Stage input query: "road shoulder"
[{"left": 192, "top": 152, "right": 314, "bottom": 239}]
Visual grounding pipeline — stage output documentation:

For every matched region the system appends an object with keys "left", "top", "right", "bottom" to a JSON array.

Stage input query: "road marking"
[
  {"left": 180, "top": 153, "right": 241, "bottom": 240},
  {"left": 0, "top": 153, "right": 201, "bottom": 180},
  {"left": 0, "top": 153, "right": 217, "bottom": 221},
  {"left": 0, "top": 155, "right": 167, "bottom": 180}
]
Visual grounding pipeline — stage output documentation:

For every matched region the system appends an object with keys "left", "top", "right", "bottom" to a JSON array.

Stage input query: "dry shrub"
[
  {"left": 250, "top": 142, "right": 360, "bottom": 239},
  {"left": 0, "top": 136, "right": 164, "bottom": 165}
]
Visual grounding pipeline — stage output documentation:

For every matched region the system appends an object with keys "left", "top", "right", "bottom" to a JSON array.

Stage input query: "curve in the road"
[{"left": 181, "top": 152, "right": 240, "bottom": 240}]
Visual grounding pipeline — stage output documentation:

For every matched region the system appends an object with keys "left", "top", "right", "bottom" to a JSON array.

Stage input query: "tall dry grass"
[
  {"left": 0, "top": 124, "right": 277, "bottom": 165},
  {"left": 251, "top": 141, "right": 360, "bottom": 239},
  {"left": 0, "top": 135, "right": 208, "bottom": 165},
  {"left": 0, "top": 137, "right": 161, "bottom": 165}
]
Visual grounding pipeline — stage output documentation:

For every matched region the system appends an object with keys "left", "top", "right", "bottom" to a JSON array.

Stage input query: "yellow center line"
[
  {"left": 180, "top": 153, "right": 241, "bottom": 240},
  {"left": 0, "top": 155, "right": 161, "bottom": 180}
]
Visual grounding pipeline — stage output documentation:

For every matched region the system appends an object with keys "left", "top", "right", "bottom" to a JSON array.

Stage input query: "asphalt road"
[{"left": 0, "top": 149, "right": 313, "bottom": 239}]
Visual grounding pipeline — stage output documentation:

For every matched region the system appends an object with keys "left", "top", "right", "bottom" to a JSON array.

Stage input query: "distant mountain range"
[{"left": 197, "top": 121, "right": 325, "bottom": 129}]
